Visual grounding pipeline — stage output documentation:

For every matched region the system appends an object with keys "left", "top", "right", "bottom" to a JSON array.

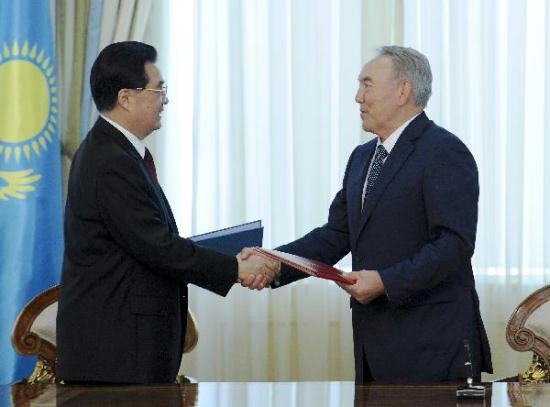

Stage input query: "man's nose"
[{"left": 355, "top": 88, "right": 363, "bottom": 104}]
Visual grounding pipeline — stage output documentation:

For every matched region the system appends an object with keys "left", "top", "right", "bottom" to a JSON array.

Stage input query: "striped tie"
[{"left": 362, "top": 145, "right": 388, "bottom": 211}]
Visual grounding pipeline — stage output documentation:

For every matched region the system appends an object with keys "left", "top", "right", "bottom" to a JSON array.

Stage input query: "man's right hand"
[{"left": 236, "top": 250, "right": 279, "bottom": 290}]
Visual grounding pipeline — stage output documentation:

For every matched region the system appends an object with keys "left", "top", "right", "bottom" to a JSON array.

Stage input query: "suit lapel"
[
  {"left": 146, "top": 178, "right": 177, "bottom": 232},
  {"left": 360, "top": 139, "right": 414, "bottom": 224},
  {"left": 157, "top": 186, "right": 179, "bottom": 234},
  {"left": 353, "top": 113, "right": 432, "bottom": 248},
  {"left": 348, "top": 142, "right": 376, "bottom": 246},
  {"left": 94, "top": 118, "right": 177, "bottom": 233},
  {"left": 137, "top": 161, "right": 178, "bottom": 233}
]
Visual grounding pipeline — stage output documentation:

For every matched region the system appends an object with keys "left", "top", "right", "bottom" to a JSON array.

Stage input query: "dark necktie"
[
  {"left": 144, "top": 148, "right": 159, "bottom": 185},
  {"left": 144, "top": 148, "right": 173, "bottom": 228},
  {"left": 362, "top": 145, "right": 388, "bottom": 211}
]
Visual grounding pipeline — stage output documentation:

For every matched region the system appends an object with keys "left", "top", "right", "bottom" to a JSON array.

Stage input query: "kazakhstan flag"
[{"left": 0, "top": 1, "right": 63, "bottom": 384}]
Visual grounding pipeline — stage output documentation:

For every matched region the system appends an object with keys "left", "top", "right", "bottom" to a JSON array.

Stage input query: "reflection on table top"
[{"left": 2, "top": 381, "right": 549, "bottom": 406}]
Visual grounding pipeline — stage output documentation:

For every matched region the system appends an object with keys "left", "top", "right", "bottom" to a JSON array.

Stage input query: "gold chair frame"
[{"left": 506, "top": 285, "right": 550, "bottom": 383}]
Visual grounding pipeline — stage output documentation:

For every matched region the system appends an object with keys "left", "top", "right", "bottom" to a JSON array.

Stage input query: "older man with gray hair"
[{"left": 262, "top": 46, "right": 493, "bottom": 383}]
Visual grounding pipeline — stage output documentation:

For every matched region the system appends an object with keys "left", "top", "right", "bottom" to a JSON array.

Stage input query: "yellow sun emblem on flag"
[{"left": 0, "top": 40, "right": 57, "bottom": 201}]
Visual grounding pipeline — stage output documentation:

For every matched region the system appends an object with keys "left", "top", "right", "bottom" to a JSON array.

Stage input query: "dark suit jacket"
[
  {"left": 57, "top": 117, "right": 237, "bottom": 383},
  {"left": 276, "top": 112, "right": 492, "bottom": 383}
]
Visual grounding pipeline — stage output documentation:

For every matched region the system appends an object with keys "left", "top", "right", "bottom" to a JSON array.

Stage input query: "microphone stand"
[{"left": 456, "top": 339, "right": 486, "bottom": 399}]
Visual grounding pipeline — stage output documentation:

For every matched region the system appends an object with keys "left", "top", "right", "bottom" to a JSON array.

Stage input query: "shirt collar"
[
  {"left": 376, "top": 112, "right": 422, "bottom": 153},
  {"left": 100, "top": 114, "right": 146, "bottom": 159}
]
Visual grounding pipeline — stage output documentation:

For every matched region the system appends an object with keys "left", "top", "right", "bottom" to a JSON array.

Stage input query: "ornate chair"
[
  {"left": 506, "top": 285, "right": 550, "bottom": 383},
  {"left": 11, "top": 284, "right": 199, "bottom": 384}
]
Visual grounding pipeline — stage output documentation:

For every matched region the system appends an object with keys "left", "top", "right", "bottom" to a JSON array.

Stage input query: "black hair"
[{"left": 90, "top": 41, "right": 157, "bottom": 112}]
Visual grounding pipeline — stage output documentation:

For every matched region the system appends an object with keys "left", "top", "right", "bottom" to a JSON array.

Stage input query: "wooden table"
[{"left": 2, "top": 381, "right": 549, "bottom": 406}]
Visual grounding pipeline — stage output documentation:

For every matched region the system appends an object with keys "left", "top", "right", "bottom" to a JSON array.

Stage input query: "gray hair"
[{"left": 376, "top": 46, "right": 432, "bottom": 108}]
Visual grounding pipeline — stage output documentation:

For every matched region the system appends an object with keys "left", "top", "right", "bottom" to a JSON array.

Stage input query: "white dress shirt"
[{"left": 100, "top": 114, "right": 146, "bottom": 159}]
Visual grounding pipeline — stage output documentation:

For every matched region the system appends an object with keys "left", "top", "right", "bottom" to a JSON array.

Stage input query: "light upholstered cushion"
[
  {"left": 525, "top": 302, "right": 550, "bottom": 341},
  {"left": 30, "top": 302, "right": 57, "bottom": 345}
]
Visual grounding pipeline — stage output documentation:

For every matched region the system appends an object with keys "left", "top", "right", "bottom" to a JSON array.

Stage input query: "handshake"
[
  {"left": 236, "top": 247, "right": 280, "bottom": 290},
  {"left": 235, "top": 247, "right": 387, "bottom": 304},
  {"left": 235, "top": 247, "right": 388, "bottom": 305}
]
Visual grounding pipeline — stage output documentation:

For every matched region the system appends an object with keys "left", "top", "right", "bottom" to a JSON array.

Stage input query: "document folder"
[
  {"left": 253, "top": 247, "right": 354, "bottom": 284},
  {"left": 190, "top": 220, "right": 263, "bottom": 256}
]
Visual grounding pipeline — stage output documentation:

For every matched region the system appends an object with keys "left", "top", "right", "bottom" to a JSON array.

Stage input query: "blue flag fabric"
[{"left": 0, "top": 1, "right": 63, "bottom": 384}]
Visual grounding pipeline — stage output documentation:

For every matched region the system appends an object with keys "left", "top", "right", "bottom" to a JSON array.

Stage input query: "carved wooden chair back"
[{"left": 11, "top": 284, "right": 199, "bottom": 383}]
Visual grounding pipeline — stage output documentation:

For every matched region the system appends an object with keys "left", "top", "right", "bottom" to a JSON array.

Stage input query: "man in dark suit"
[
  {"left": 247, "top": 46, "right": 492, "bottom": 383},
  {"left": 57, "top": 41, "right": 277, "bottom": 384}
]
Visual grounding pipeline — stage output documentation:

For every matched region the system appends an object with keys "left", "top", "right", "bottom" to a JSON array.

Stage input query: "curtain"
[
  {"left": 166, "top": 0, "right": 371, "bottom": 381},
  {"left": 54, "top": 0, "right": 153, "bottom": 188},
  {"left": 402, "top": 0, "right": 550, "bottom": 380}
]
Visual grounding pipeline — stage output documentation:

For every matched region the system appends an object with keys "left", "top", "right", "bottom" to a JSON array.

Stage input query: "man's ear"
[
  {"left": 117, "top": 88, "right": 132, "bottom": 111},
  {"left": 397, "top": 80, "right": 412, "bottom": 106}
]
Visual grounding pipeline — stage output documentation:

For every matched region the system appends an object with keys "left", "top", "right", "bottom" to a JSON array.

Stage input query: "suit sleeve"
[
  {"left": 378, "top": 137, "right": 478, "bottom": 305},
  {"left": 274, "top": 147, "right": 358, "bottom": 286},
  {"left": 96, "top": 156, "right": 237, "bottom": 296}
]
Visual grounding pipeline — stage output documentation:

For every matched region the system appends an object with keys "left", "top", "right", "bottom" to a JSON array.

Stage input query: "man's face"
[
  {"left": 355, "top": 55, "right": 402, "bottom": 136},
  {"left": 131, "top": 62, "right": 168, "bottom": 138}
]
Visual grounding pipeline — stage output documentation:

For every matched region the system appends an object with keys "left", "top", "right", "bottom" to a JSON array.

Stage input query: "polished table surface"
[{"left": 1, "top": 381, "right": 549, "bottom": 406}]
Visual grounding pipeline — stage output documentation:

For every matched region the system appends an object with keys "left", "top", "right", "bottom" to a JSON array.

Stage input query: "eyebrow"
[{"left": 358, "top": 76, "right": 372, "bottom": 83}]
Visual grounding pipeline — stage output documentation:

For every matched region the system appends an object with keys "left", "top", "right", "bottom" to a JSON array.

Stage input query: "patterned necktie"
[
  {"left": 362, "top": 145, "right": 388, "bottom": 211},
  {"left": 144, "top": 148, "right": 159, "bottom": 185}
]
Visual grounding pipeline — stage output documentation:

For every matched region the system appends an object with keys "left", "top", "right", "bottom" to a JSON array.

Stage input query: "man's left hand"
[{"left": 337, "top": 270, "right": 385, "bottom": 304}]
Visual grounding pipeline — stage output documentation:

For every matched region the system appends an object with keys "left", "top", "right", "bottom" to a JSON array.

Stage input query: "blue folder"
[{"left": 189, "top": 220, "right": 263, "bottom": 256}]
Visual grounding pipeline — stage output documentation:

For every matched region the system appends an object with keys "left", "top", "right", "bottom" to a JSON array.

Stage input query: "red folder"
[{"left": 253, "top": 247, "right": 355, "bottom": 285}]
